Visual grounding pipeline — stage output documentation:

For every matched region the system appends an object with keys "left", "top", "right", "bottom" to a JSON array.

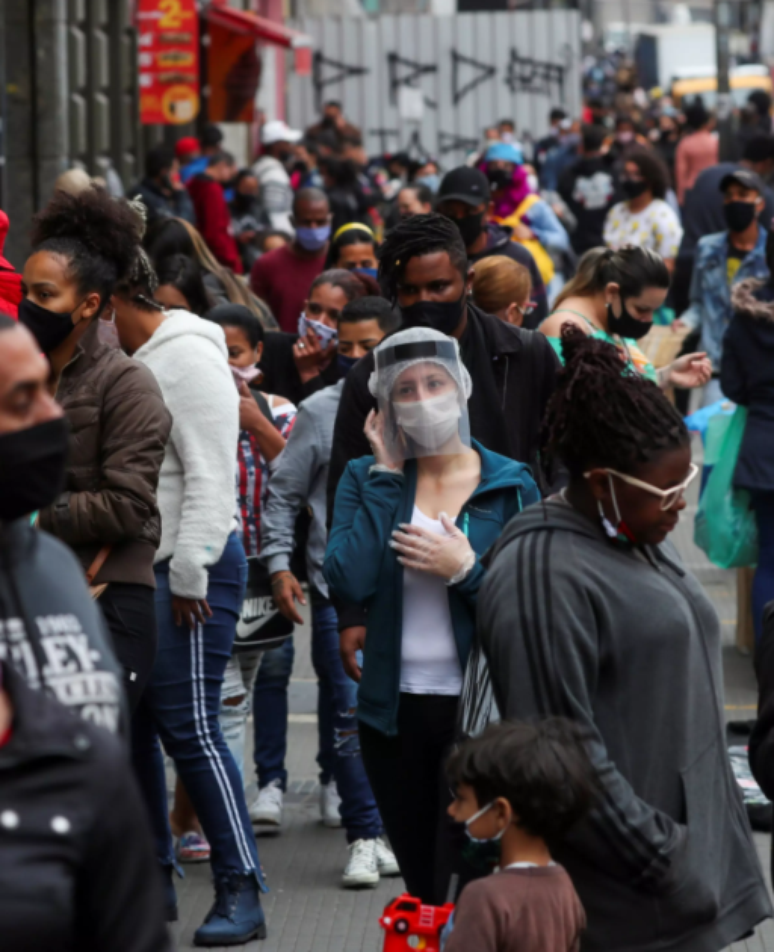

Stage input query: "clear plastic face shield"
[{"left": 369, "top": 334, "right": 472, "bottom": 460}]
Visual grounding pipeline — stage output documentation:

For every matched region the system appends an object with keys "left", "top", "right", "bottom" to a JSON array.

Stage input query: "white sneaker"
[
  {"left": 342, "top": 838, "right": 380, "bottom": 888},
  {"left": 320, "top": 781, "right": 342, "bottom": 828},
  {"left": 248, "top": 779, "right": 283, "bottom": 832},
  {"left": 374, "top": 836, "right": 400, "bottom": 876}
]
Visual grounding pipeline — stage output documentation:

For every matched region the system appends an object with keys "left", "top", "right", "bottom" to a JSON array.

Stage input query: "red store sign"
[{"left": 137, "top": 0, "right": 200, "bottom": 125}]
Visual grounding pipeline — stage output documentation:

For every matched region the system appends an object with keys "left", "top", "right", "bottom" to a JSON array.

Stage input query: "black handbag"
[{"left": 234, "top": 556, "right": 294, "bottom": 654}]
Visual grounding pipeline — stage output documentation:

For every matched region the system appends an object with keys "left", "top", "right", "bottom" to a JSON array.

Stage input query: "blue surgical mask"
[
  {"left": 337, "top": 353, "right": 359, "bottom": 376},
  {"left": 298, "top": 313, "right": 338, "bottom": 348},
  {"left": 295, "top": 224, "right": 331, "bottom": 252},
  {"left": 415, "top": 174, "right": 440, "bottom": 193},
  {"left": 353, "top": 266, "right": 378, "bottom": 279}
]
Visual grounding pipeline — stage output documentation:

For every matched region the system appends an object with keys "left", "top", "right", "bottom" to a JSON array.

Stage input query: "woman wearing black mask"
[
  {"left": 19, "top": 186, "right": 173, "bottom": 715},
  {"left": 540, "top": 246, "right": 711, "bottom": 391},
  {"left": 603, "top": 147, "right": 682, "bottom": 273}
]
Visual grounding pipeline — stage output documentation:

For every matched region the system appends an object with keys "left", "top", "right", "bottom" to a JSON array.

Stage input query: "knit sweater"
[{"left": 133, "top": 309, "right": 239, "bottom": 599}]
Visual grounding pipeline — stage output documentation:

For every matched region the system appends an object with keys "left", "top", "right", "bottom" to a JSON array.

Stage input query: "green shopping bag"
[{"left": 694, "top": 407, "right": 758, "bottom": 569}]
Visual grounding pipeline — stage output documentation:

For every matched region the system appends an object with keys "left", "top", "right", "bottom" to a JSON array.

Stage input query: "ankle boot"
[{"left": 193, "top": 873, "right": 267, "bottom": 946}]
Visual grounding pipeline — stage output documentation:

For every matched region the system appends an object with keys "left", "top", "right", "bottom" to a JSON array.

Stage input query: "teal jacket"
[{"left": 323, "top": 441, "right": 540, "bottom": 736}]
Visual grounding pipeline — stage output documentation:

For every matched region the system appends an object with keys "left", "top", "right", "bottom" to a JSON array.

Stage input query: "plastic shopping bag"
[
  {"left": 457, "top": 639, "right": 500, "bottom": 739},
  {"left": 684, "top": 399, "right": 736, "bottom": 448},
  {"left": 694, "top": 407, "right": 758, "bottom": 569}
]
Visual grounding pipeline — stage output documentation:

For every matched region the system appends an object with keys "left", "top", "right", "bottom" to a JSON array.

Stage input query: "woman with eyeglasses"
[
  {"left": 540, "top": 246, "right": 711, "bottom": 392},
  {"left": 478, "top": 326, "right": 771, "bottom": 952},
  {"left": 470, "top": 255, "right": 534, "bottom": 327}
]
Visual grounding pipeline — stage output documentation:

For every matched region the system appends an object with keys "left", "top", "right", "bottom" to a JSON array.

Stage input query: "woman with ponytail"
[
  {"left": 479, "top": 326, "right": 771, "bottom": 952},
  {"left": 19, "top": 186, "right": 172, "bottom": 716},
  {"left": 540, "top": 245, "right": 711, "bottom": 391}
]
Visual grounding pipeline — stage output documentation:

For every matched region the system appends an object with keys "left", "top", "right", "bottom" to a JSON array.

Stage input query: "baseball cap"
[
  {"left": 437, "top": 167, "right": 491, "bottom": 206},
  {"left": 261, "top": 120, "right": 302, "bottom": 146},
  {"left": 719, "top": 169, "right": 765, "bottom": 195},
  {"left": 484, "top": 142, "right": 524, "bottom": 165},
  {"left": 175, "top": 136, "right": 200, "bottom": 160}
]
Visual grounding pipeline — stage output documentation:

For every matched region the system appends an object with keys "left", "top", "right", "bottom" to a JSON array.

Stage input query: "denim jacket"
[{"left": 680, "top": 227, "right": 769, "bottom": 368}]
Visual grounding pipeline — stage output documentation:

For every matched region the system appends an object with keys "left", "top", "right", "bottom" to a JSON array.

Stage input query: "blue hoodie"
[{"left": 323, "top": 440, "right": 539, "bottom": 736}]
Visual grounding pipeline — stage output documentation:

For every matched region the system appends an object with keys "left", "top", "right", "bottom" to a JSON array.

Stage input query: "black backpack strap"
[{"left": 250, "top": 387, "right": 275, "bottom": 424}]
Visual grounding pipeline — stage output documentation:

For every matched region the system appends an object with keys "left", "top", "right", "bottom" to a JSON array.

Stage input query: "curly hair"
[
  {"left": 30, "top": 186, "right": 147, "bottom": 309},
  {"left": 377, "top": 213, "right": 467, "bottom": 301},
  {"left": 542, "top": 325, "right": 688, "bottom": 479},
  {"left": 624, "top": 146, "right": 671, "bottom": 200}
]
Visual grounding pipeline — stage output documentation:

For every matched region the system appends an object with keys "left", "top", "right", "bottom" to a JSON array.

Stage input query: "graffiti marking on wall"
[
  {"left": 451, "top": 50, "right": 497, "bottom": 106},
  {"left": 312, "top": 52, "right": 369, "bottom": 111},
  {"left": 503, "top": 48, "right": 565, "bottom": 101},
  {"left": 387, "top": 53, "right": 437, "bottom": 109}
]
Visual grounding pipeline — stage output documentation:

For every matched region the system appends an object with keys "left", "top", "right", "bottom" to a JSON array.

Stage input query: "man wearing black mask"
[
  {"left": 678, "top": 169, "right": 770, "bottom": 406},
  {"left": 0, "top": 315, "right": 123, "bottom": 732},
  {"left": 128, "top": 145, "right": 194, "bottom": 227},
  {"left": 326, "top": 214, "right": 558, "bottom": 674},
  {"left": 436, "top": 167, "right": 547, "bottom": 328}
]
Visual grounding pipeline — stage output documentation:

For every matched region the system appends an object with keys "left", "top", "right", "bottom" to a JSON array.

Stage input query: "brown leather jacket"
[{"left": 39, "top": 321, "right": 172, "bottom": 587}]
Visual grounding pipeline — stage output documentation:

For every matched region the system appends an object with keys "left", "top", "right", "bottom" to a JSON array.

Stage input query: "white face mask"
[{"left": 393, "top": 390, "right": 462, "bottom": 452}]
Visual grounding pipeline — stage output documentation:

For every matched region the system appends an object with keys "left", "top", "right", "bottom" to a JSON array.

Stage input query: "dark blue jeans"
[
  {"left": 310, "top": 590, "right": 381, "bottom": 843},
  {"left": 131, "top": 533, "right": 263, "bottom": 885},
  {"left": 752, "top": 492, "right": 774, "bottom": 643},
  {"left": 252, "top": 636, "right": 295, "bottom": 791}
]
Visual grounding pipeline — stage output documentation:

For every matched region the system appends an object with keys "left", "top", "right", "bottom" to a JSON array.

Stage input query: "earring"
[{"left": 597, "top": 499, "right": 618, "bottom": 539}]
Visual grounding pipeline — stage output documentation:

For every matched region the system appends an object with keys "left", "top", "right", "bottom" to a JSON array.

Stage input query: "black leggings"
[
  {"left": 359, "top": 693, "right": 460, "bottom": 904},
  {"left": 98, "top": 583, "right": 157, "bottom": 714}
]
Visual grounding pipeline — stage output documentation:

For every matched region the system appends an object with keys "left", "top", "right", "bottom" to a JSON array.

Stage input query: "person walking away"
[
  {"left": 678, "top": 170, "right": 769, "bottom": 407},
  {"left": 154, "top": 254, "right": 212, "bottom": 316},
  {"left": 19, "top": 187, "right": 172, "bottom": 716},
  {"left": 603, "top": 147, "right": 682, "bottom": 273},
  {"left": 557, "top": 124, "right": 617, "bottom": 256},
  {"left": 533, "top": 108, "right": 580, "bottom": 192},
  {"left": 479, "top": 326, "right": 772, "bottom": 951},
  {"left": 471, "top": 256, "right": 533, "bottom": 326},
  {"left": 540, "top": 247, "right": 711, "bottom": 392},
  {"left": 436, "top": 167, "right": 548, "bottom": 327},
  {"left": 253, "top": 120, "right": 302, "bottom": 234},
  {"left": 443, "top": 721, "right": 593, "bottom": 952},
  {"left": 675, "top": 102, "right": 718, "bottom": 207},
  {"left": 250, "top": 188, "right": 331, "bottom": 333},
  {"left": 230, "top": 170, "right": 272, "bottom": 273},
  {"left": 129, "top": 144, "right": 195, "bottom": 227},
  {"left": 261, "top": 296, "right": 401, "bottom": 885},
  {"left": 721, "top": 252, "right": 774, "bottom": 642},
  {"left": 324, "top": 327, "right": 540, "bottom": 904},
  {"left": 0, "top": 315, "right": 122, "bottom": 731},
  {"left": 187, "top": 152, "right": 243, "bottom": 273},
  {"left": 111, "top": 281, "right": 268, "bottom": 944}
]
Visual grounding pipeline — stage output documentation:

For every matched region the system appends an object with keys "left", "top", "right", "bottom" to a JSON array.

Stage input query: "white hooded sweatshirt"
[{"left": 134, "top": 310, "right": 239, "bottom": 599}]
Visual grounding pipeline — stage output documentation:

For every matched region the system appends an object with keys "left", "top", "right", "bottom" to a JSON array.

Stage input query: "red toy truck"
[{"left": 380, "top": 894, "right": 455, "bottom": 951}]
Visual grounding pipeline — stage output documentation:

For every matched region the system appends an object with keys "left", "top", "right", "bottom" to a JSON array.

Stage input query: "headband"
[{"left": 333, "top": 222, "right": 376, "bottom": 243}]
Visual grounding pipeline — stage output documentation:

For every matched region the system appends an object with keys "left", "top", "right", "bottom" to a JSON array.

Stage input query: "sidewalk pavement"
[{"left": 171, "top": 467, "right": 774, "bottom": 951}]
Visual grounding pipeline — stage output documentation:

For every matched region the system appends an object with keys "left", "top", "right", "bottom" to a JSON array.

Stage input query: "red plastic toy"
[{"left": 380, "top": 894, "right": 455, "bottom": 951}]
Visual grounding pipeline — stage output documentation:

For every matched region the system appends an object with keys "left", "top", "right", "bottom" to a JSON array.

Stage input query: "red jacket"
[
  {"left": 0, "top": 210, "right": 22, "bottom": 317},
  {"left": 187, "top": 174, "right": 243, "bottom": 274}
]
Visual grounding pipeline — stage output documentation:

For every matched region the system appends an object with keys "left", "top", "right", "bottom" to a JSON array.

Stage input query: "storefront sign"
[{"left": 137, "top": 0, "right": 200, "bottom": 125}]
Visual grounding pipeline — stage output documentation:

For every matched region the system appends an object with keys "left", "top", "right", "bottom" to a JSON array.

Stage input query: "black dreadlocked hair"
[
  {"left": 542, "top": 325, "right": 688, "bottom": 480},
  {"left": 377, "top": 213, "right": 467, "bottom": 301},
  {"left": 30, "top": 186, "right": 149, "bottom": 312}
]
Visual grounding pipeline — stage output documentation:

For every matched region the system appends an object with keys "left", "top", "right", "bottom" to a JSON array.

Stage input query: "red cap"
[{"left": 175, "top": 136, "right": 201, "bottom": 160}]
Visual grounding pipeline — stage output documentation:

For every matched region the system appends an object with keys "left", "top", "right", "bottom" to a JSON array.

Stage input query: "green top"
[{"left": 545, "top": 309, "right": 658, "bottom": 384}]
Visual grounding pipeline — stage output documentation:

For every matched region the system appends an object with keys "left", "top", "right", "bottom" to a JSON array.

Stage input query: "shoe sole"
[
  {"left": 194, "top": 922, "right": 267, "bottom": 946},
  {"left": 252, "top": 821, "right": 282, "bottom": 836},
  {"left": 377, "top": 863, "right": 401, "bottom": 877},
  {"left": 177, "top": 852, "right": 211, "bottom": 864},
  {"left": 341, "top": 873, "right": 380, "bottom": 889}
]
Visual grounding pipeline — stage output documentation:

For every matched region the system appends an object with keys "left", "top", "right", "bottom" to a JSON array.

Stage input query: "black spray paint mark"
[
  {"left": 438, "top": 131, "right": 480, "bottom": 156},
  {"left": 387, "top": 53, "right": 437, "bottom": 109},
  {"left": 312, "top": 52, "right": 369, "bottom": 111},
  {"left": 451, "top": 50, "right": 497, "bottom": 106},
  {"left": 504, "top": 48, "right": 565, "bottom": 100}
]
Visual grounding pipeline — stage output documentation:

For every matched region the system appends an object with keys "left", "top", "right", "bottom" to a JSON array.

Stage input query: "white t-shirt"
[
  {"left": 603, "top": 198, "right": 683, "bottom": 259},
  {"left": 400, "top": 506, "right": 463, "bottom": 696}
]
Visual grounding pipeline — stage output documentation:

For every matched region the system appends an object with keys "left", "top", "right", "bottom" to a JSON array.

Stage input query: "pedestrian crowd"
[{"left": 5, "top": 87, "right": 774, "bottom": 952}]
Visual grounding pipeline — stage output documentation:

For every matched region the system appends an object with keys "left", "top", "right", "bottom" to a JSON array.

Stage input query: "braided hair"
[
  {"left": 542, "top": 325, "right": 688, "bottom": 479},
  {"left": 378, "top": 213, "right": 467, "bottom": 301}
]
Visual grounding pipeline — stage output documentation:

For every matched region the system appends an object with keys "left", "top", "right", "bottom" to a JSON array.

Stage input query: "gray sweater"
[
  {"left": 261, "top": 381, "right": 343, "bottom": 596},
  {"left": 479, "top": 499, "right": 772, "bottom": 952}
]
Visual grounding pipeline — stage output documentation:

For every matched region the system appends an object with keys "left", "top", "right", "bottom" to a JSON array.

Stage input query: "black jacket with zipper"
[
  {"left": 0, "top": 660, "right": 169, "bottom": 952},
  {"left": 326, "top": 303, "right": 558, "bottom": 628}
]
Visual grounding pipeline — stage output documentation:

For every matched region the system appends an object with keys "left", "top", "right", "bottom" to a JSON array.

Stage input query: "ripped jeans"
[
  {"left": 310, "top": 589, "right": 382, "bottom": 844},
  {"left": 220, "top": 648, "right": 265, "bottom": 781}
]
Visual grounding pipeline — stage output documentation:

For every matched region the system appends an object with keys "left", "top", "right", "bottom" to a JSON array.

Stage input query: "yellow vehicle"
[{"left": 671, "top": 65, "right": 773, "bottom": 109}]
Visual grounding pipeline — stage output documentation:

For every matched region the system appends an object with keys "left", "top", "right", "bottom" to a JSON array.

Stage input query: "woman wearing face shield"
[{"left": 323, "top": 327, "right": 540, "bottom": 904}]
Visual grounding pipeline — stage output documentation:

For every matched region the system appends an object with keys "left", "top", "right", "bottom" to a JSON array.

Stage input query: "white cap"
[{"left": 261, "top": 120, "right": 302, "bottom": 146}]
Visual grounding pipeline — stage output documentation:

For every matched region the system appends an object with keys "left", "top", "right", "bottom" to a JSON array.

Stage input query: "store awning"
[{"left": 204, "top": 1, "right": 312, "bottom": 53}]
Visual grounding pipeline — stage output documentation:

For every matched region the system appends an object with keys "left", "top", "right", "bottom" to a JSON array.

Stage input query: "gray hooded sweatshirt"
[{"left": 478, "top": 499, "right": 771, "bottom": 952}]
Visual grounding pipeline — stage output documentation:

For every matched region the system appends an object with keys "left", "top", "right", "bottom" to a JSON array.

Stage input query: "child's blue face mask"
[{"left": 460, "top": 802, "right": 504, "bottom": 872}]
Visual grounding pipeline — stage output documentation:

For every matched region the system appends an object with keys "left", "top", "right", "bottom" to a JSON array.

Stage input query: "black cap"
[
  {"left": 437, "top": 167, "right": 490, "bottom": 206},
  {"left": 719, "top": 169, "right": 765, "bottom": 195}
]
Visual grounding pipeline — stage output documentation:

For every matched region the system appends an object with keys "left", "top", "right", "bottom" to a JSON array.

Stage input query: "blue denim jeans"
[
  {"left": 310, "top": 590, "right": 382, "bottom": 843},
  {"left": 752, "top": 493, "right": 774, "bottom": 643},
  {"left": 131, "top": 533, "right": 264, "bottom": 885},
  {"left": 252, "top": 637, "right": 295, "bottom": 791}
]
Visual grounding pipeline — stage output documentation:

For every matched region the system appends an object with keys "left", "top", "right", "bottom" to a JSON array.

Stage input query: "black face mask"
[
  {"left": 18, "top": 297, "right": 78, "bottom": 355},
  {"left": 400, "top": 288, "right": 466, "bottom": 336},
  {"left": 724, "top": 200, "right": 758, "bottom": 234},
  {"left": 620, "top": 178, "right": 649, "bottom": 200},
  {"left": 607, "top": 299, "right": 652, "bottom": 341},
  {"left": 487, "top": 168, "right": 512, "bottom": 191},
  {"left": 451, "top": 212, "right": 485, "bottom": 248},
  {"left": 0, "top": 417, "right": 69, "bottom": 522},
  {"left": 232, "top": 192, "right": 256, "bottom": 213}
]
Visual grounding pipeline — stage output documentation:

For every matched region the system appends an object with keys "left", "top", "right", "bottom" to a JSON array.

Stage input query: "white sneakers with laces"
[
  {"left": 374, "top": 836, "right": 400, "bottom": 876},
  {"left": 248, "top": 778, "right": 283, "bottom": 832},
  {"left": 320, "top": 781, "right": 342, "bottom": 827},
  {"left": 341, "top": 837, "right": 400, "bottom": 888}
]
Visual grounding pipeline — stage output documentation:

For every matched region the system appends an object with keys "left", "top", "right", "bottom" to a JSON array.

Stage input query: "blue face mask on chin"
[
  {"left": 415, "top": 173, "right": 440, "bottom": 193},
  {"left": 353, "top": 266, "right": 378, "bottom": 279},
  {"left": 295, "top": 224, "right": 331, "bottom": 252},
  {"left": 337, "top": 353, "right": 359, "bottom": 376}
]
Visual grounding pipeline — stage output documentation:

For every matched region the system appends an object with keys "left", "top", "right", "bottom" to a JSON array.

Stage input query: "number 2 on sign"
[{"left": 159, "top": 0, "right": 184, "bottom": 29}]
